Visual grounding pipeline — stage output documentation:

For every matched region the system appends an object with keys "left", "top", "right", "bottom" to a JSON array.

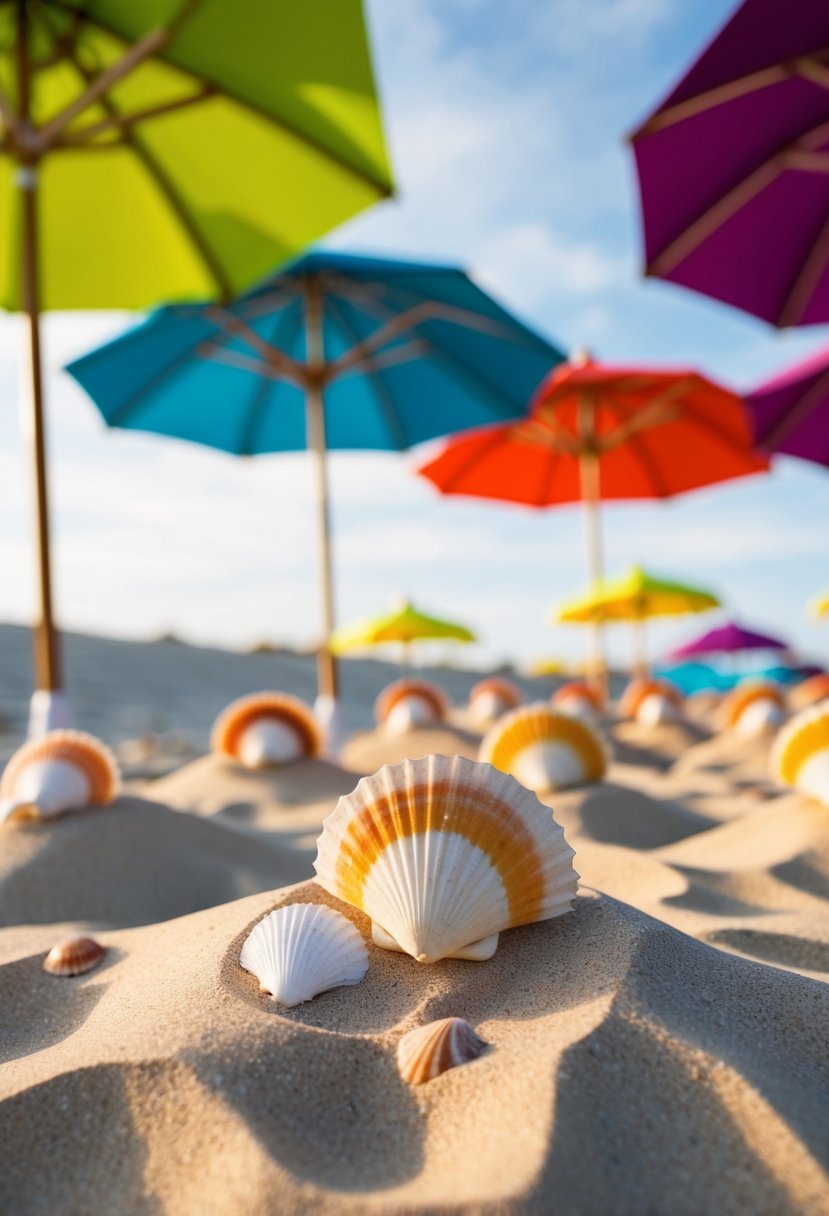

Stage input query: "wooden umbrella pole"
[
  {"left": 16, "top": 8, "right": 61, "bottom": 696},
  {"left": 303, "top": 279, "right": 338, "bottom": 700},
  {"left": 633, "top": 617, "right": 649, "bottom": 678}
]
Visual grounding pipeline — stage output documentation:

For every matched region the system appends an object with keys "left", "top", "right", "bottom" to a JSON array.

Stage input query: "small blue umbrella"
[{"left": 66, "top": 249, "right": 563, "bottom": 704}]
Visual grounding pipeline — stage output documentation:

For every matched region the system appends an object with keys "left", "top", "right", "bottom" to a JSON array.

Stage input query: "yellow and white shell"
[
  {"left": 722, "top": 681, "right": 786, "bottom": 738},
  {"left": 239, "top": 903, "right": 368, "bottom": 1007},
  {"left": 478, "top": 704, "right": 609, "bottom": 793},
  {"left": 313, "top": 753, "right": 578, "bottom": 964},
  {"left": 468, "top": 677, "right": 523, "bottom": 727},
  {"left": 397, "top": 1017, "right": 488, "bottom": 1085},
  {"left": 551, "top": 681, "right": 603, "bottom": 722},
  {"left": 770, "top": 705, "right": 829, "bottom": 807},
  {"left": 619, "top": 678, "right": 683, "bottom": 725},
  {"left": 374, "top": 679, "right": 449, "bottom": 734},
  {"left": 0, "top": 730, "right": 119, "bottom": 823},
  {"left": 211, "top": 692, "right": 322, "bottom": 768}
]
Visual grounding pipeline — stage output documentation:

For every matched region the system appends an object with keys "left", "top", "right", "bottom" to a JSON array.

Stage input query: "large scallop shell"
[
  {"left": 790, "top": 673, "right": 829, "bottom": 711},
  {"left": 551, "top": 681, "right": 604, "bottom": 721},
  {"left": 239, "top": 903, "right": 368, "bottom": 1007},
  {"left": 771, "top": 705, "right": 829, "bottom": 806},
  {"left": 211, "top": 692, "right": 322, "bottom": 768},
  {"left": 468, "top": 677, "right": 523, "bottom": 726},
  {"left": 479, "top": 704, "right": 608, "bottom": 793},
  {"left": 721, "top": 681, "right": 786, "bottom": 737},
  {"left": 313, "top": 754, "right": 578, "bottom": 964},
  {"left": 374, "top": 679, "right": 449, "bottom": 734},
  {"left": 43, "top": 936, "right": 106, "bottom": 977},
  {"left": 397, "top": 1017, "right": 488, "bottom": 1085},
  {"left": 619, "top": 677, "right": 683, "bottom": 725},
  {"left": 0, "top": 730, "right": 119, "bottom": 823}
]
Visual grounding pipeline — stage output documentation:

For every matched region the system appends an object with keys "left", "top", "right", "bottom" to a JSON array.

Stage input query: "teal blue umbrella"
[{"left": 66, "top": 249, "right": 563, "bottom": 704}]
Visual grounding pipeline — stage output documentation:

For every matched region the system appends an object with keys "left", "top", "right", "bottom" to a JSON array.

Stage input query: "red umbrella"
[{"left": 418, "top": 352, "right": 768, "bottom": 682}]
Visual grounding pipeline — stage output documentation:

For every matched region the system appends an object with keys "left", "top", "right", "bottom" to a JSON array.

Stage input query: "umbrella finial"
[{"left": 571, "top": 347, "right": 593, "bottom": 367}]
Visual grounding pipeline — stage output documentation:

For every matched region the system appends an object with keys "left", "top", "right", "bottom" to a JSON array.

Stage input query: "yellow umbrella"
[
  {"left": 808, "top": 590, "right": 829, "bottom": 619},
  {"left": 331, "top": 599, "right": 476, "bottom": 666},
  {"left": 552, "top": 565, "right": 720, "bottom": 675}
]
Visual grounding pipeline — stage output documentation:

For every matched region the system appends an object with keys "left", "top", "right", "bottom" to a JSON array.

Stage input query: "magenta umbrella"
[
  {"left": 668, "top": 621, "right": 788, "bottom": 661},
  {"left": 747, "top": 343, "right": 829, "bottom": 465},
  {"left": 631, "top": 0, "right": 829, "bottom": 326}
]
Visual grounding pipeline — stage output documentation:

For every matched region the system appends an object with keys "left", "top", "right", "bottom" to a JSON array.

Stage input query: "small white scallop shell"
[
  {"left": 397, "top": 1017, "right": 488, "bottom": 1085},
  {"left": 0, "top": 731, "right": 119, "bottom": 823},
  {"left": 239, "top": 903, "right": 368, "bottom": 1007}
]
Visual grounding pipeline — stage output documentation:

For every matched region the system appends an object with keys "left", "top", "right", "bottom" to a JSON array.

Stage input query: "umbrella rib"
[
  {"left": 605, "top": 401, "right": 669, "bottom": 497},
  {"left": 236, "top": 300, "right": 303, "bottom": 456},
  {"left": 778, "top": 210, "right": 829, "bottom": 325},
  {"left": 758, "top": 366, "right": 829, "bottom": 450},
  {"left": 104, "top": 340, "right": 205, "bottom": 427},
  {"left": 322, "top": 294, "right": 410, "bottom": 449},
  {"left": 424, "top": 426, "right": 510, "bottom": 496}
]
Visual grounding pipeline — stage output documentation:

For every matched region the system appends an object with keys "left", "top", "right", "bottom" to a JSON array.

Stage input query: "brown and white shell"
[
  {"left": 397, "top": 1017, "right": 488, "bottom": 1084},
  {"left": 211, "top": 692, "right": 322, "bottom": 768},
  {"left": 374, "top": 679, "right": 449, "bottom": 733},
  {"left": 43, "top": 937, "right": 106, "bottom": 977},
  {"left": 0, "top": 731, "right": 119, "bottom": 823}
]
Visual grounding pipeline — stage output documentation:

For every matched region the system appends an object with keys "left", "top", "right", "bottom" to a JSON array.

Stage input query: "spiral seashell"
[
  {"left": 619, "top": 678, "right": 683, "bottom": 725},
  {"left": 479, "top": 704, "right": 608, "bottom": 794},
  {"left": 721, "top": 681, "right": 786, "bottom": 737},
  {"left": 313, "top": 754, "right": 578, "bottom": 964},
  {"left": 551, "top": 681, "right": 604, "bottom": 721},
  {"left": 374, "top": 679, "right": 449, "bottom": 734},
  {"left": 468, "top": 677, "right": 523, "bottom": 726},
  {"left": 211, "top": 692, "right": 322, "bottom": 768},
  {"left": 771, "top": 705, "right": 829, "bottom": 806},
  {"left": 43, "top": 937, "right": 106, "bottom": 977},
  {"left": 397, "top": 1017, "right": 488, "bottom": 1085},
  {"left": 790, "top": 673, "right": 829, "bottom": 711},
  {"left": 239, "top": 903, "right": 368, "bottom": 1007},
  {"left": 0, "top": 731, "right": 119, "bottom": 823}
]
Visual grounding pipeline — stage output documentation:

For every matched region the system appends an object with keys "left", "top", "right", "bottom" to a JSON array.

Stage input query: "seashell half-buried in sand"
[
  {"left": 551, "top": 680, "right": 604, "bottom": 721},
  {"left": 239, "top": 903, "right": 368, "bottom": 1007},
  {"left": 479, "top": 704, "right": 609, "bottom": 794},
  {"left": 790, "top": 673, "right": 829, "bottom": 711},
  {"left": 0, "top": 730, "right": 119, "bottom": 823},
  {"left": 397, "top": 1017, "right": 488, "bottom": 1085},
  {"left": 374, "top": 679, "right": 449, "bottom": 735},
  {"left": 771, "top": 705, "right": 829, "bottom": 807},
  {"left": 211, "top": 692, "right": 322, "bottom": 769},
  {"left": 721, "top": 681, "right": 786, "bottom": 738},
  {"left": 313, "top": 754, "right": 578, "bottom": 964},
  {"left": 468, "top": 677, "right": 523, "bottom": 726},
  {"left": 43, "top": 937, "right": 106, "bottom": 977},
  {"left": 618, "top": 677, "right": 683, "bottom": 725}
]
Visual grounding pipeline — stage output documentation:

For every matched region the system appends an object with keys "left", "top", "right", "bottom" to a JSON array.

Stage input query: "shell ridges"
[
  {"left": 397, "top": 1017, "right": 488, "bottom": 1084},
  {"left": 0, "top": 730, "right": 119, "bottom": 823},
  {"left": 479, "top": 704, "right": 609, "bottom": 793},
  {"left": 211, "top": 692, "right": 321, "bottom": 767},
  {"left": 239, "top": 903, "right": 368, "bottom": 1007}
]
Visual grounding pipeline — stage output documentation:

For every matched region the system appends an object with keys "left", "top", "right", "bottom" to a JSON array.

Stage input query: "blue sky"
[{"left": 1, "top": 0, "right": 828, "bottom": 671}]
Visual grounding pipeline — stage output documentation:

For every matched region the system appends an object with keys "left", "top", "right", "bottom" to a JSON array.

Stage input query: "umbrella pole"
[
  {"left": 303, "top": 281, "right": 338, "bottom": 705},
  {"left": 16, "top": 10, "right": 65, "bottom": 733},
  {"left": 577, "top": 395, "right": 607, "bottom": 698},
  {"left": 633, "top": 617, "right": 649, "bottom": 677}
]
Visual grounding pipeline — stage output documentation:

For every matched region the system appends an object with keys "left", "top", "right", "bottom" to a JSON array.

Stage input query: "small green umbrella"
[
  {"left": 1, "top": 0, "right": 391, "bottom": 727},
  {"left": 331, "top": 599, "right": 476, "bottom": 667}
]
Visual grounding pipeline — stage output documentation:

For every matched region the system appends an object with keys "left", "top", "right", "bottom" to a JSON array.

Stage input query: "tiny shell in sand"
[
  {"left": 0, "top": 730, "right": 120, "bottom": 823},
  {"left": 314, "top": 754, "right": 578, "bottom": 963},
  {"left": 43, "top": 937, "right": 106, "bottom": 977},
  {"left": 211, "top": 692, "right": 322, "bottom": 768},
  {"left": 479, "top": 703, "right": 609, "bottom": 793},
  {"left": 374, "top": 679, "right": 449, "bottom": 734},
  {"left": 397, "top": 1017, "right": 488, "bottom": 1085},
  {"left": 239, "top": 903, "right": 368, "bottom": 1007}
]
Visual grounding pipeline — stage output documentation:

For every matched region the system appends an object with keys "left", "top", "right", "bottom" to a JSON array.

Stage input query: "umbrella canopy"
[
  {"left": 1, "top": 0, "right": 392, "bottom": 724},
  {"left": 809, "top": 590, "right": 829, "bottom": 618},
  {"left": 667, "top": 621, "right": 788, "bottom": 660},
  {"left": 630, "top": 0, "right": 829, "bottom": 326},
  {"left": 330, "top": 599, "right": 475, "bottom": 654},
  {"left": 553, "top": 567, "right": 720, "bottom": 625},
  {"left": 67, "top": 249, "right": 562, "bottom": 703},
  {"left": 747, "top": 343, "right": 829, "bottom": 466}
]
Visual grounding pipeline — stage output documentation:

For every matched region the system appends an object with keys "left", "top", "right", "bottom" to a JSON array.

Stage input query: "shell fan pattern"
[
  {"left": 211, "top": 692, "right": 322, "bottom": 769},
  {"left": 771, "top": 705, "right": 829, "bottom": 807},
  {"left": 239, "top": 903, "right": 368, "bottom": 1007},
  {"left": 43, "top": 937, "right": 106, "bottom": 977},
  {"left": 618, "top": 678, "right": 683, "bottom": 725},
  {"left": 313, "top": 753, "right": 579, "bottom": 964},
  {"left": 397, "top": 1017, "right": 488, "bottom": 1085},
  {"left": 0, "top": 730, "right": 119, "bottom": 823},
  {"left": 479, "top": 704, "right": 609, "bottom": 794},
  {"left": 374, "top": 679, "right": 449, "bottom": 734},
  {"left": 721, "top": 682, "right": 786, "bottom": 737}
]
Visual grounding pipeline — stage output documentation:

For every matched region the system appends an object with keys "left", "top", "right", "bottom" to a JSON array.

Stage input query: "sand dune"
[
  {"left": 1, "top": 880, "right": 827, "bottom": 1216},
  {"left": 341, "top": 723, "right": 482, "bottom": 772}
]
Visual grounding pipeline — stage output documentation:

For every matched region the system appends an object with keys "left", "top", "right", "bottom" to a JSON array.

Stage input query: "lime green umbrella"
[
  {"left": 331, "top": 599, "right": 476, "bottom": 665},
  {"left": 552, "top": 565, "right": 720, "bottom": 675},
  {"left": 1, "top": 0, "right": 392, "bottom": 727}
]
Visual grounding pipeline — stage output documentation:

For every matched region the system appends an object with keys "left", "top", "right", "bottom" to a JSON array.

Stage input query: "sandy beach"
[{"left": 0, "top": 630, "right": 827, "bottom": 1214}]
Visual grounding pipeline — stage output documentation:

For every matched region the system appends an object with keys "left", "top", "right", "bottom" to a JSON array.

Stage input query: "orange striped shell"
[
  {"left": 619, "top": 678, "right": 683, "bottom": 720},
  {"left": 469, "top": 677, "right": 523, "bottom": 709},
  {"left": 211, "top": 692, "right": 321, "bottom": 762},
  {"left": 0, "top": 730, "right": 119, "bottom": 821},
  {"left": 397, "top": 1017, "right": 488, "bottom": 1085},
  {"left": 771, "top": 705, "right": 829, "bottom": 803},
  {"left": 551, "top": 681, "right": 604, "bottom": 712},
  {"left": 790, "top": 673, "right": 829, "bottom": 711},
  {"left": 313, "top": 754, "right": 578, "bottom": 963},
  {"left": 721, "top": 681, "right": 786, "bottom": 729},
  {"left": 374, "top": 679, "right": 449, "bottom": 727},
  {"left": 43, "top": 937, "right": 106, "bottom": 977},
  {"left": 479, "top": 704, "right": 608, "bottom": 792}
]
